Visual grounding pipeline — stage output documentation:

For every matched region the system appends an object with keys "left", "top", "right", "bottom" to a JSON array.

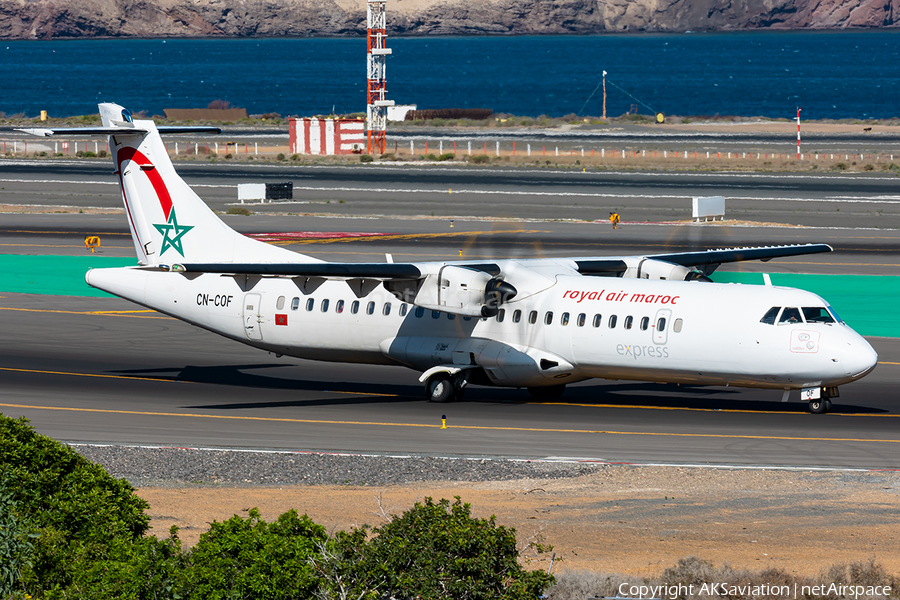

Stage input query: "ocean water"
[{"left": 1, "top": 31, "right": 898, "bottom": 120}]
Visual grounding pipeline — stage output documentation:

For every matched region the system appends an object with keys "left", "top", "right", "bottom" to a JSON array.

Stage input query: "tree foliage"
[
  {"left": 0, "top": 416, "right": 554, "bottom": 600},
  {"left": 180, "top": 508, "right": 326, "bottom": 600},
  {"left": 314, "top": 497, "right": 554, "bottom": 600},
  {"left": 0, "top": 415, "right": 150, "bottom": 596}
]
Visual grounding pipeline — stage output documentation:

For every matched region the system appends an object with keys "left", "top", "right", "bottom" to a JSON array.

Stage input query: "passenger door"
[
  {"left": 243, "top": 293, "right": 263, "bottom": 341},
  {"left": 653, "top": 308, "right": 672, "bottom": 345}
]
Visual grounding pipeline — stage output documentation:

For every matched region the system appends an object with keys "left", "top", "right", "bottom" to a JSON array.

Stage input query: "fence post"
[
  {"left": 495, "top": 141, "right": 499, "bottom": 156},
  {"left": 468, "top": 141, "right": 471, "bottom": 155},
  {"left": 527, "top": 144, "right": 531, "bottom": 156}
]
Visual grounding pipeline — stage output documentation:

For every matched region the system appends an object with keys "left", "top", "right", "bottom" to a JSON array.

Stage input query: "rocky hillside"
[{"left": 0, "top": 0, "right": 896, "bottom": 39}]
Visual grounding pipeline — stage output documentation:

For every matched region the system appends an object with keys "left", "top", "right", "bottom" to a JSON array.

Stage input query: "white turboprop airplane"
[{"left": 23, "top": 104, "right": 877, "bottom": 413}]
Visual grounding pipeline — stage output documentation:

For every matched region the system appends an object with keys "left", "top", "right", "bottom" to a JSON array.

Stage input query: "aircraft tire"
[
  {"left": 527, "top": 384, "right": 566, "bottom": 399},
  {"left": 808, "top": 398, "right": 828, "bottom": 414},
  {"left": 824, "top": 399, "right": 833, "bottom": 413},
  {"left": 427, "top": 374, "right": 455, "bottom": 403}
]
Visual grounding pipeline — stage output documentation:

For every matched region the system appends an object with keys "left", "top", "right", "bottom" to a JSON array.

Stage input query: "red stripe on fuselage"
[{"left": 116, "top": 147, "right": 173, "bottom": 221}]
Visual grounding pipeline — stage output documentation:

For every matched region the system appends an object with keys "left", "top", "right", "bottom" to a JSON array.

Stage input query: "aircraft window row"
[
  {"left": 276, "top": 295, "right": 685, "bottom": 334},
  {"left": 760, "top": 306, "right": 837, "bottom": 325}
]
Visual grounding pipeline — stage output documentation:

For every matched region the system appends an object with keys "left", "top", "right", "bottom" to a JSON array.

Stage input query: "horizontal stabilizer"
[{"left": 17, "top": 126, "right": 221, "bottom": 137}]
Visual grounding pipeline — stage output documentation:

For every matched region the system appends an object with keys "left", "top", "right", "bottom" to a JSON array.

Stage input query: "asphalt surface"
[
  {"left": 3, "top": 159, "right": 900, "bottom": 229},
  {"left": 1, "top": 160, "right": 899, "bottom": 469}
]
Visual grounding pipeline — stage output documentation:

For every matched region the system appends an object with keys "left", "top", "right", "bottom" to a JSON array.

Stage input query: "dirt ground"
[{"left": 139, "top": 466, "right": 900, "bottom": 578}]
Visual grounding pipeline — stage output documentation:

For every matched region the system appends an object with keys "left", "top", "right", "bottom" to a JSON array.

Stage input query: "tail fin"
[{"left": 25, "top": 103, "right": 319, "bottom": 267}]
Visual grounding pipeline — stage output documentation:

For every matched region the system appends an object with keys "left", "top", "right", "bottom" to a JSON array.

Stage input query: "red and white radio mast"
[{"left": 366, "top": 0, "right": 393, "bottom": 155}]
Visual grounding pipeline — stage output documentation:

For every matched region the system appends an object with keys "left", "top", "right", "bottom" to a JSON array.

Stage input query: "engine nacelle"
[
  {"left": 392, "top": 265, "right": 516, "bottom": 317},
  {"left": 622, "top": 258, "right": 707, "bottom": 281}
]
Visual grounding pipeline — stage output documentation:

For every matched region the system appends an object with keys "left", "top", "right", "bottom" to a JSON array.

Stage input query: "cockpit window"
[
  {"left": 778, "top": 307, "right": 803, "bottom": 325},
  {"left": 760, "top": 307, "right": 780, "bottom": 325},
  {"left": 827, "top": 305, "right": 844, "bottom": 324},
  {"left": 802, "top": 307, "right": 835, "bottom": 324}
]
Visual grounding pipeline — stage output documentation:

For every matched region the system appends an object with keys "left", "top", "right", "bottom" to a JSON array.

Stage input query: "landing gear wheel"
[
  {"left": 527, "top": 384, "right": 566, "bottom": 399},
  {"left": 808, "top": 398, "right": 829, "bottom": 414},
  {"left": 825, "top": 399, "right": 833, "bottom": 413},
  {"left": 427, "top": 374, "right": 455, "bottom": 403}
]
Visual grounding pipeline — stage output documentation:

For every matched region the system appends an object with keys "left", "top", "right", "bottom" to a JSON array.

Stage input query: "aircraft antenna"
[{"left": 366, "top": 0, "right": 394, "bottom": 155}]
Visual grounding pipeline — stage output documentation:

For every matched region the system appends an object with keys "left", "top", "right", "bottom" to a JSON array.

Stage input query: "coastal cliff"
[{"left": 0, "top": 0, "right": 896, "bottom": 39}]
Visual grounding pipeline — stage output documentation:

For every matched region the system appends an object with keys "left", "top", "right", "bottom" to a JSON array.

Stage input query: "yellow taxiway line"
[
  {"left": 0, "top": 401, "right": 898, "bottom": 444},
  {"left": 0, "top": 306, "right": 169, "bottom": 319}
]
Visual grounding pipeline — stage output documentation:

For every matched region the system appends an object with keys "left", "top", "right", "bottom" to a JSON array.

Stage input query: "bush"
[
  {"left": 181, "top": 508, "right": 326, "bottom": 600},
  {"left": 424, "top": 153, "right": 438, "bottom": 161},
  {"left": 438, "top": 152, "right": 455, "bottom": 161},
  {"left": 320, "top": 497, "right": 553, "bottom": 600},
  {"left": 833, "top": 162, "right": 847, "bottom": 171},
  {"left": 276, "top": 153, "right": 285, "bottom": 161},
  {"left": 226, "top": 206, "right": 253, "bottom": 216},
  {"left": 0, "top": 415, "right": 150, "bottom": 596},
  {"left": 470, "top": 154, "right": 490, "bottom": 164},
  {"left": 379, "top": 153, "right": 396, "bottom": 161},
  {"left": 359, "top": 154, "right": 374, "bottom": 163}
]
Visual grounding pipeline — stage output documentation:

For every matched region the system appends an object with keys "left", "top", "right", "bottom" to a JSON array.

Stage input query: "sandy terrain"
[{"left": 139, "top": 466, "right": 900, "bottom": 578}]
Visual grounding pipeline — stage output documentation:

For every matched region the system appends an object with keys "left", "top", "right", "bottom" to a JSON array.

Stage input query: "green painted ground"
[
  {"left": 0, "top": 255, "right": 896, "bottom": 337},
  {"left": 713, "top": 271, "right": 900, "bottom": 338},
  {"left": 0, "top": 255, "right": 136, "bottom": 298}
]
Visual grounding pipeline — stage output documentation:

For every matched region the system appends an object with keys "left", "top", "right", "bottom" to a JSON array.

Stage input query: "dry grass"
[{"left": 548, "top": 558, "right": 899, "bottom": 600}]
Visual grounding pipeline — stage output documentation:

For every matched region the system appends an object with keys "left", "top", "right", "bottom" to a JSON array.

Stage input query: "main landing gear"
[{"left": 425, "top": 372, "right": 467, "bottom": 403}]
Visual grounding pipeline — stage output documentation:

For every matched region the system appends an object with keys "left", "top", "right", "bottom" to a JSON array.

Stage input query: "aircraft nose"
[{"left": 841, "top": 336, "right": 878, "bottom": 380}]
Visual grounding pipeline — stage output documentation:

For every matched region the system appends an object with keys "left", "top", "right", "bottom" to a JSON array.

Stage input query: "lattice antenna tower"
[{"left": 366, "top": 0, "right": 393, "bottom": 154}]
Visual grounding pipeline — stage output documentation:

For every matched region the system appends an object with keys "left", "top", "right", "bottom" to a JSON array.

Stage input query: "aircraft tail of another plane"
[{"left": 22, "top": 103, "right": 319, "bottom": 267}]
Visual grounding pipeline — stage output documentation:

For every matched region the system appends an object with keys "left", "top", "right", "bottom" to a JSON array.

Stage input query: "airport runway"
[
  {"left": 0, "top": 292, "right": 898, "bottom": 469},
  {"left": 2, "top": 159, "right": 900, "bottom": 229},
  {"left": 1, "top": 160, "right": 899, "bottom": 469}
]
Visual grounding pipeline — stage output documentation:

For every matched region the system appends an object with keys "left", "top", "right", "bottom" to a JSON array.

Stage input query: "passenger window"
[
  {"left": 291, "top": 297, "right": 300, "bottom": 311},
  {"left": 306, "top": 298, "right": 314, "bottom": 312},
  {"left": 624, "top": 316, "right": 633, "bottom": 330},
  {"left": 276, "top": 296, "right": 285, "bottom": 310},
  {"left": 351, "top": 300, "right": 360, "bottom": 314},
  {"left": 321, "top": 299, "right": 329, "bottom": 312},
  {"left": 463, "top": 316, "right": 472, "bottom": 321},
  {"left": 778, "top": 307, "right": 802, "bottom": 325},
  {"left": 608, "top": 315, "right": 617, "bottom": 328},
  {"left": 383, "top": 302, "right": 391, "bottom": 316},
  {"left": 366, "top": 301, "right": 376, "bottom": 315},
  {"left": 432, "top": 311, "right": 441, "bottom": 319},
  {"left": 544, "top": 311, "right": 554, "bottom": 325},
  {"left": 447, "top": 313, "right": 455, "bottom": 320},
  {"left": 528, "top": 310, "right": 538, "bottom": 324},
  {"left": 560, "top": 312, "right": 569, "bottom": 326},
  {"left": 415, "top": 306, "right": 425, "bottom": 318},
  {"left": 657, "top": 317, "right": 666, "bottom": 332},
  {"left": 760, "top": 306, "right": 781, "bottom": 325},
  {"left": 336, "top": 299, "right": 344, "bottom": 313},
  {"left": 513, "top": 309, "right": 521, "bottom": 323},
  {"left": 399, "top": 304, "right": 408, "bottom": 317},
  {"left": 802, "top": 307, "right": 835, "bottom": 324},
  {"left": 577, "top": 313, "right": 586, "bottom": 327},
  {"left": 592, "top": 314, "right": 602, "bottom": 328},
  {"left": 673, "top": 318, "right": 683, "bottom": 333},
  {"left": 497, "top": 309, "right": 505, "bottom": 323},
  {"left": 640, "top": 316, "right": 649, "bottom": 331}
]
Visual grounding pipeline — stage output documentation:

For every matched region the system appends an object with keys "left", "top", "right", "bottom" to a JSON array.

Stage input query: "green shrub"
[
  {"left": 276, "top": 153, "right": 285, "bottom": 161},
  {"left": 0, "top": 415, "right": 150, "bottom": 596},
  {"left": 424, "top": 153, "right": 438, "bottom": 161},
  {"left": 379, "top": 153, "right": 396, "bottom": 161},
  {"left": 833, "top": 162, "right": 847, "bottom": 171},
  {"left": 226, "top": 206, "right": 253, "bottom": 216},
  {"left": 470, "top": 154, "right": 490, "bottom": 164},
  {"left": 181, "top": 508, "right": 326, "bottom": 600},
  {"left": 359, "top": 154, "right": 374, "bottom": 163},
  {"left": 320, "top": 497, "right": 553, "bottom": 600},
  {"left": 438, "top": 152, "right": 455, "bottom": 161}
]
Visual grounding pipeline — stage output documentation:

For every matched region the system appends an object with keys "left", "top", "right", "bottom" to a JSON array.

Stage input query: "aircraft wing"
[{"left": 648, "top": 243, "right": 832, "bottom": 268}]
